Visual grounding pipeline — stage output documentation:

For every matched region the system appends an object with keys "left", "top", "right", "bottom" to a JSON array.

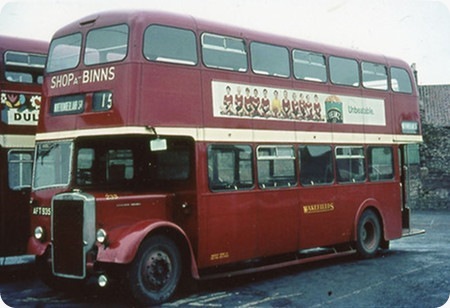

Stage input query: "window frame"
[
  {"left": 208, "top": 144, "right": 254, "bottom": 192},
  {"left": 46, "top": 32, "right": 83, "bottom": 73},
  {"left": 390, "top": 66, "right": 413, "bottom": 94},
  {"left": 84, "top": 23, "right": 129, "bottom": 66},
  {"left": 143, "top": 24, "right": 198, "bottom": 66},
  {"left": 8, "top": 149, "right": 34, "bottom": 190},
  {"left": 362, "top": 61, "right": 388, "bottom": 91},
  {"left": 292, "top": 49, "right": 327, "bottom": 83},
  {"left": 299, "top": 145, "right": 334, "bottom": 186},
  {"left": 329, "top": 56, "right": 360, "bottom": 87},
  {"left": 250, "top": 41, "right": 291, "bottom": 78},
  {"left": 201, "top": 32, "right": 248, "bottom": 72},
  {"left": 335, "top": 146, "right": 366, "bottom": 183},
  {"left": 367, "top": 146, "right": 395, "bottom": 182},
  {"left": 256, "top": 145, "right": 297, "bottom": 189}
]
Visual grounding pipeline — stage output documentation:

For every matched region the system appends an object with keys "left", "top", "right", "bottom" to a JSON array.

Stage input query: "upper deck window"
[
  {"left": 47, "top": 33, "right": 82, "bottom": 73},
  {"left": 4, "top": 51, "right": 46, "bottom": 68},
  {"left": 293, "top": 50, "right": 327, "bottom": 82},
  {"left": 201, "top": 33, "right": 247, "bottom": 72},
  {"left": 144, "top": 25, "right": 197, "bottom": 66},
  {"left": 390, "top": 67, "right": 413, "bottom": 94},
  {"left": 85, "top": 24, "right": 129, "bottom": 66},
  {"left": 362, "top": 62, "right": 388, "bottom": 90},
  {"left": 4, "top": 51, "right": 46, "bottom": 84},
  {"left": 250, "top": 42, "right": 290, "bottom": 78},
  {"left": 330, "top": 56, "right": 360, "bottom": 87}
]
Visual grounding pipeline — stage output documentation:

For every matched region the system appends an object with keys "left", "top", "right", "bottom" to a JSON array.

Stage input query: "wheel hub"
[{"left": 143, "top": 251, "right": 172, "bottom": 291}]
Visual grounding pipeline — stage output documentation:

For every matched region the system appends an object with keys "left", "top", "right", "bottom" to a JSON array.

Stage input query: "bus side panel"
[
  {"left": 298, "top": 185, "right": 346, "bottom": 249},
  {"left": 0, "top": 148, "right": 30, "bottom": 256},
  {"left": 198, "top": 191, "right": 258, "bottom": 268},
  {"left": 139, "top": 63, "right": 203, "bottom": 127},
  {"left": 256, "top": 189, "right": 298, "bottom": 257}
]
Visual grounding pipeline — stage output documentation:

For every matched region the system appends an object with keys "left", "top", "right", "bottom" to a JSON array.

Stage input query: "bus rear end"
[{"left": 0, "top": 35, "right": 46, "bottom": 265}]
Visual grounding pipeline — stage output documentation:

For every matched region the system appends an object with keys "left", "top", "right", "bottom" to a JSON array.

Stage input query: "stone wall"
[
  {"left": 416, "top": 124, "right": 450, "bottom": 209},
  {"left": 413, "top": 85, "right": 450, "bottom": 210}
]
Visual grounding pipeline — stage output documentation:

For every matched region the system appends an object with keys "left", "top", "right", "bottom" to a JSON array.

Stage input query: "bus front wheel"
[
  {"left": 356, "top": 209, "right": 381, "bottom": 258},
  {"left": 127, "top": 235, "right": 182, "bottom": 306}
]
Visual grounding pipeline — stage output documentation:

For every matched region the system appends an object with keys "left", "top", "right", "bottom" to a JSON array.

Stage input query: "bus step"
[
  {"left": 402, "top": 228, "right": 426, "bottom": 237},
  {"left": 0, "top": 255, "right": 35, "bottom": 267}
]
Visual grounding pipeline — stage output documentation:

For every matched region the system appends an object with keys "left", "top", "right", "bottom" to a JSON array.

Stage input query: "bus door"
[
  {"left": 0, "top": 148, "right": 33, "bottom": 257},
  {"left": 399, "top": 144, "right": 420, "bottom": 230}
]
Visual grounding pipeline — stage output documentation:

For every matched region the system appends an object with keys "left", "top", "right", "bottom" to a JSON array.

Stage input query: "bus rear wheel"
[
  {"left": 127, "top": 235, "right": 181, "bottom": 306},
  {"left": 356, "top": 209, "right": 381, "bottom": 258}
]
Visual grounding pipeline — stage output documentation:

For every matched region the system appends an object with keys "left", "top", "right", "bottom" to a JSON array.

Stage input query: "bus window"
[
  {"left": 4, "top": 51, "right": 46, "bottom": 67},
  {"left": 5, "top": 72, "right": 33, "bottom": 83},
  {"left": 335, "top": 146, "right": 366, "bottom": 183},
  {"left": 404, "top": 144, "right": 420, "bottom": 165},
  {"left": 299, "top": 145, "right": 333, "bottom": 185},
  {"left": 368, "top": 147, "right": 394, "bottom": 181},
  {"left": 257, "top": 145, "right": 296, "bottom": 188},
  {"left": 143, "top": 25, "right": 197, "bottom": 66},
  {"left": 76, "top": 148, "right": 95, "bottom": 185},
  {"left": 85, "top": 24, "right": 129, "bottom": 65},
  {"left": 47, "top": 33, "right": 82, "bottom": 73},
  {"left": 4, "top": 51, "right": 46, "bottom": 83},
  {"left": 293, "top": 50, "right": 327, "bottom": 82},
  {"left": 362, "top": 62, "right": 388, "bottom": 90},
  {"left": 250, "top": 42, "right": 290, "bottom": 78},
  {"left": 8, "top": 150, "right": 33, "bottom": 190},
  {"left": 33, "top": 141, "right": 72, "bottom": 189},
  {"left": 330, "top": 56, "right": 360, "bottom": 87},
  {"left": 106, "top": 149, "right": 134, "bottom": 183},
  {"left": 201, "top": 33, "right": 247, "bottom": 72},
  {"left": 151, "top": 140, "right": 191, "bottom": 181},
  {"left": 390, "top": 67, "right": 413, "bottom": 93},
  {"left": 208, "top": 144, "right": 253, "bottom": 191}
]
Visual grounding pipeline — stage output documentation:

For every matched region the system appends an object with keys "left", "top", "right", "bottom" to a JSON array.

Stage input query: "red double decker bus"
[
  {"left": 28, "top": 10, "right": 422, "bottom": 305},
  {"left": 0, "top": 35, "right": 47, "bottom": 265}
]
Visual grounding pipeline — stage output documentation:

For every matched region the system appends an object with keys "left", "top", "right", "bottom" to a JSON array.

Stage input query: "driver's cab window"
[{"left": 76, "top": 145, "right": 134, "bottom": 187}]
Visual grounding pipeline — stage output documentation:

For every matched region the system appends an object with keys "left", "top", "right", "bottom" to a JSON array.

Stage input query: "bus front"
[{"left": 28, "top": 13, "right": 196, "bottom": 305}]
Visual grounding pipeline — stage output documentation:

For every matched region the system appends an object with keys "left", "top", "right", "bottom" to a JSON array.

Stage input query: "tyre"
[
  {"left": 127, "top": 235, "right": 182, "bottom": 306},
  {"left": 356, "top": 209, "right": 381, "bottom": 258}
]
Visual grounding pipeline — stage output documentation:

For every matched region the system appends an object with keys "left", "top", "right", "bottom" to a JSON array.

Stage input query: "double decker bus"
[
  {"left": 28, "top": 10, "right": 423, "bottom": 305},
  {"left": 0, "top": 35, "right": 47, "bottom": 265}
]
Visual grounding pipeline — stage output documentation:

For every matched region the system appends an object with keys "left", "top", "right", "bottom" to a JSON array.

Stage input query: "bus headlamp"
[
  {"left": 34, "top": 226, "right": 44, "bottom": 241},
  {"left": 96, "top": 228, "right": 108, "bottom": 244}
]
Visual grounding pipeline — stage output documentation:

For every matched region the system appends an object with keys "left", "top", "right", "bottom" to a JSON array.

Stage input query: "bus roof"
[
  {"left": 51, "top": 10, "right": 410, "bottom": 69},
  {"left": 0, "top": 35, "right": 48, "bottom": 56}
]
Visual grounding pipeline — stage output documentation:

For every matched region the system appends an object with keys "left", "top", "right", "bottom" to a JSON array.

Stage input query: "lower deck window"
[
  {"left": 8, "top": 150, "right": 33, "bottom": 190},
  {"left": 299, "top": 145, "right": 334, "bottom": 185},
  {"left": 336, "top": 146, "right": 366, "bottom": 183},
  {"left": 368, "top": 147, "right": 394, "bottom": 181},
  {"left": 257, "top": 146, "right": 296, "bottom": 188},
  {"left": 208, "top": 144, "right": 253, "bottom": 191}
]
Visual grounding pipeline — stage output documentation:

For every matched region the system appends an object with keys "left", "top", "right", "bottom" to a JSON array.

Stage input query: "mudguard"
[
  {"left": 96, "top": 219, "right": 199, "bottom": 277},
  {"left": 352, "top": 199, "right": 388, "bottom": 241},
  {"left": 27, "top": 237, "right": 49, "bottom": 257}
]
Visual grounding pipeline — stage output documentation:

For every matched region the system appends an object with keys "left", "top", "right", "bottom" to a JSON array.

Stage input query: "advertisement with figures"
[
  {"left": 211, "top": 81, "right": 386, "bottom": 126},
  {"left": 1, "top": 92, "right": 41, "bottom": 126}
]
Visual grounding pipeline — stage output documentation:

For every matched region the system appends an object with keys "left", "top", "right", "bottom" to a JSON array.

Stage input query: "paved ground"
[{"left": 1, "top": 210, "right": 449, "bottom": 307}]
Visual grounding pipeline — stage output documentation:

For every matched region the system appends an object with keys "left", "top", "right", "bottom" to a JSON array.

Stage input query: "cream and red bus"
[
  {"left": 0, "top": 35, "right": 46, "bottom": 266},
  {"left": 28, "top": 10, "right": 422, "bottom": 305}
]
